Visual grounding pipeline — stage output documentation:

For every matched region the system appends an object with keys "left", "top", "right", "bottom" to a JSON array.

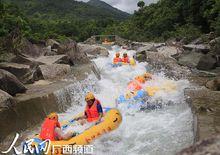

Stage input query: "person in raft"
[
  {"left": 127, "top": 75, "right": 146, "bottom": 92},
  {"left": 40, "top": 113, "right": 76, "bottom": 141},
  {"left": 121, "top": 53, "right": 130, "bottom": 64},
  {"left": 113, "top": 52, "right": 122, "bottom": 64},
  {"left": 75, "top": 92, "right": 103, "bottom": 125}
]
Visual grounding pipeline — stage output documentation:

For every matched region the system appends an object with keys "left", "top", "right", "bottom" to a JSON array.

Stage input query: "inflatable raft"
[
  {"left": 24, "top": 108, "right": 122, "bottom": 155},
  {"left": 112, "top": 58, "right": 136, "bottom": 67},
  {"left": 117, "top": 82, "right": 177, "bottom": 110}
]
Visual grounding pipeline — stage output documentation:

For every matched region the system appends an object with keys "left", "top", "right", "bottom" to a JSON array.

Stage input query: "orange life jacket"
[
  {"left": 127, "top": 80, "right": 142, "bottom": 91},
  {"left": 113, "top": 57, "right": 122, "bottom": 63},
  {"left": 39, "top": 118, "right": 61, "bottom": 141},
  {"left": 122, "top": 57, "right": 129, "bottom": 63},
  {"left": 85, "top": 99, "right": 100, "bottom": 122}
]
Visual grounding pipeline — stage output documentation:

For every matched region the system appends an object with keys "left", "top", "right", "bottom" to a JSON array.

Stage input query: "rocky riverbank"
[
  {"left": 0, "top": 34, "right": 219, "bottom": 153},
  {"left": 0, "top": 39, "right": 109, "bottom": 142},
  {"left": 131, "top": 32, "right": 220, "bottom": 153}
]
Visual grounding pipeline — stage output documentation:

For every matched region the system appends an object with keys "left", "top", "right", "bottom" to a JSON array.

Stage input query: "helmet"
[
  {"left": 123, "top": 53, "right": 128, "bottom": 57},
  {"left": 116, "top": 52, "right": 120, "bottom": 57},
  {"left": 143, "top": 72, "right": 152, "bottom": 80},
  {"left": 85, "top": 92, "right": 95, "bottom": 102},
  {"left": 130, "top": 58, "right": 136, "bottom": 66},
  {"left": 135, "top": 76, "right": 146, "bottom": 83},
  {"left": 47, "top": 112, "right": 58, "bottom": 121}
]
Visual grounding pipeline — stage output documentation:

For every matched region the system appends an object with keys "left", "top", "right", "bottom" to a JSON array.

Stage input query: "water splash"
[{"left": 56, "top": 46, "right": 194, "bottom": 155}]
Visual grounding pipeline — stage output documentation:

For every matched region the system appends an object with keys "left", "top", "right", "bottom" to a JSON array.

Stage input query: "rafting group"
[
  {"left": 26, "top": 50, "right": 177, "bottom": 154},
  {"left": 112, "top": 52, "right": 136, "bottom": 67}
]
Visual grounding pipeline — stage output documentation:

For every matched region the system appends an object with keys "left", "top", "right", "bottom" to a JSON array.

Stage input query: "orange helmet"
[
  {"left": 115, "top": 52, "right": 120, "bottom": 58},
  {"left": 135, "top": 76, "right": 146, "bottom": 83},
  {"left": 47, "top": 112, "right": 58, "bottom": 121},
  {"left": 143, "top": 72, "right": 152, "bottom": 80},
  {"left": 85, "top": 92, "right": 95, "bottom": 102}
]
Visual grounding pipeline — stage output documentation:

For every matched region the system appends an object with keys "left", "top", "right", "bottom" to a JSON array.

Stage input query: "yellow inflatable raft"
[{"left": 29, "top": 108, "right": 122, "bottom": 155}]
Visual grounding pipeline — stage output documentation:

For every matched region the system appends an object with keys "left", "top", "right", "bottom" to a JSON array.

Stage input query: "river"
[{"left": 55, "top": 45, "right": 194, "bottom": 155}]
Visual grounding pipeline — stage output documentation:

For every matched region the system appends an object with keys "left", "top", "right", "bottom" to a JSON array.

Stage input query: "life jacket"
[
  {"left": 39, "top": 118, "right": 61, "bottom": 141},
  {"left": 113, "top": 57, "right": 122, "bottom": 64},
  {"left": 122, "top": 57, "right": 130, "bottom": 63},
  {"left": 85, "top": 99, "right": 100, "bottom": 122},
  {"left": 127, "top": 80, "right": 142, "bottom": 91}
]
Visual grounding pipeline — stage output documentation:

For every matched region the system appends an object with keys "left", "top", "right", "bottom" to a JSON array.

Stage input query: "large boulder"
[
  {"left": 183, "top": 44, "right": 210, "bottom": 54},
  {"left": 136, "top": 43, "right": 157, "bottom": 53},
  {"left": 178, "top": 134, "right": 220, "bottom": 155},
  {"left": 206, "top": 78, "right": 220, "bottom": 91},
  {"left": 145, "top": 51, "right": 190, "bottom": 79},
  {"left": 35, "top": 64, "right": 71, "bottom": 80},
  {"left": 20, "top": 39, "right": 45, "bottom": 58},
  {"left": 78, "top": 44, "right": 109, "bottom": 57},
  {"left": 178, "top": 51, "right": 204, "bottom": 68},
  {"left": 36, "top": 55, "right": 71, "bottom": 65},
  {"left": 0, "top": 90, "right": 16, "bottom": 109},
  {"left": 197, "top": 54, "right": 217, "bottom": 71},
  {"left": 58, "top": 41, "right": 89, "bottom": 64},
  {"left": 0, "top": 69, "right": 27, "bottom": 96},
  {"left": 0, "top": 62, "right": 34, "bottom": 84},
  {"left": 46, "top": 39, "right": 60, "bottom": 49},
  {"left": 157, "top": 46, "right": 179, "bottom": 57},
  {"left": 11, "top": 54, "right": 42, "bottom": 66}
]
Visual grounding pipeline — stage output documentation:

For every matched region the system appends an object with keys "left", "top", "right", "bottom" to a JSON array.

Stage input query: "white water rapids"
[{"left": 57, "top": 45, "right": 194, "bottom": 155}]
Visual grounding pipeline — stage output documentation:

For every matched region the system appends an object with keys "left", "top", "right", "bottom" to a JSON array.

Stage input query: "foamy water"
[{"left": 58, "top": 45, "right": 194, "bottom": 155}]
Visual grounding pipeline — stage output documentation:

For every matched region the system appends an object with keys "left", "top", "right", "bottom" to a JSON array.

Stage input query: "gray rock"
[
  {"left": 210, "top": 37, "right": 220, "bottom": 55},
  {"left": 43, "top": 46, "right": 57, "bottom": 56},
  {"left": 78, "top": 44, "right": 109, "bottom": 57},
  {"left": 46, "top": 39, "right": 60, "bottom": 49},
  {"left": 36, "top": 64, "right": 71, "bottom": 80},
  {"left": 0, "top": 62, "right": 34, "bottom": 84},
  {"left": 145, "top": 51, "right": 190, "bottom": 79},
  {"left": 0, "top": 90, "right": 16, "bottom": 109},
  {"left": 58, "top": 41, "right": 89, "bottom": 65},
  {"left": 184, "top": 88, "right": 220, "bottom": 140},
  {"left": 36, "top": 55, "right": 70, "bottom": 65},
  {"left": 20, "top": 39, "right": 45, "bottom": 58},
  {"left": 178, "top": 51, "right": 204, "bottom": 68},
  {"left": 206, "top": 78, "right": 220, "bottom": 91},
  {"left": 0, "top": 69, "right": 27, "bottom": 96},
  {"left": 183, "top": 44, "right": 210, "bottom": 54},
  {"left": 197, "top": 54, "right": 217, "bottom": 71},
  {"left": 11, "top": 54, "right": 43, "bottom": 66},
  {"left": 137, "top": 43, "right": 155, "bottom": 53},
  {"left": 190, "top": 37, "right": 204, "bottom": 45},
  {"left": 178, "top": 134, "right": 220, "bottom": 155}
]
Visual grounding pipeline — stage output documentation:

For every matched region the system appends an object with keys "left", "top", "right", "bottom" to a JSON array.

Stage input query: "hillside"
[
  {"left": 87, "top": 0, "right": 130, "bottom": 19},
  {"left": 3, "top": 0, "right": 129, "bottom": 20}
]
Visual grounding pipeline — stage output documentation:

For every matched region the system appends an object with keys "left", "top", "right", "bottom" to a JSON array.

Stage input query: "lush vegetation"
[
  {"left": 0, "top": 0, "right": 220, "bottom": 45},
  {"left": 0, "top": 0, "right": 128, "bottom": 42},
  {"left": 105, "top": 0, "right": 220, "bottom": 42}
]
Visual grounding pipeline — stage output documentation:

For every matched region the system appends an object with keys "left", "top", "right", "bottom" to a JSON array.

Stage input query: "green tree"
[{"left": 137, "top": 1, "right": 145, "bottom": 9}]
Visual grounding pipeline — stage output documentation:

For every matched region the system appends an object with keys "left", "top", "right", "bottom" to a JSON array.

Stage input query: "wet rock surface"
[
  {"left": 0, "top": 90, "right": 16, "bottom": 109},
  {"left": 206, "top": 78, "right": 220, "bottom": 91},
  {"left": 0, "top": 69, "right": 27, "bottom": 96},
  {"left": 0, "top": 62, "right": 34, "bottom": 84},
  {"left": 36, "top": 64, "right": 71, "bottom": 80},
  {"left": 78, "top": 43, "right": 109, "bottom": 57},
  {"left": 177, "top": 134, "right": 220, "bottom": 155},
  {"left": 185, "top": 88, "right": 220, "bottom": 140}
]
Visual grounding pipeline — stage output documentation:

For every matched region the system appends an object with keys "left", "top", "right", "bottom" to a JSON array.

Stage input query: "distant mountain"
[
  {"left": 87, "top": 0, "right": 130, "bottom": 19},
  {"left": 3, "top": 0, "right": 129, "bottom": 20}
]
